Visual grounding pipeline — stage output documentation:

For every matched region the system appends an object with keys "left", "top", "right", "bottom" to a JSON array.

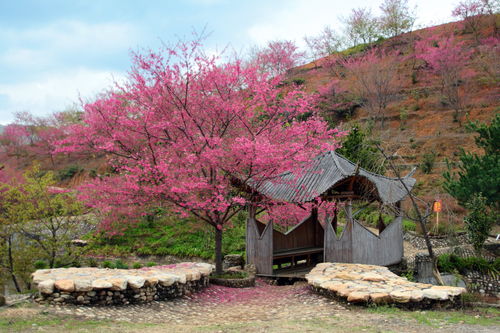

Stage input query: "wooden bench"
[{"left": 273, "top": 247, "right": 323, "bottom": 268}]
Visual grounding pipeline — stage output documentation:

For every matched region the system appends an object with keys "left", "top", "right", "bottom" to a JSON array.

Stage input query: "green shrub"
[
  {"left": 86, "top": 257, "right": 99, "bottom": 267},
  {"left": 70, "top": 260, "right": 81, "bottom": 268},
  {"left": 335, "top": 225, "right": 344, "bottom": 237},
  {"left": 114, "top": 259, "right": 129, "bottom": 269},
  {"left": 34, "top": 260, "right": 48, "bottom": 270},
  {"left": 438, "top": 253, "right": 498, "bottom": 275},
  {"left": 402, "top": 220, "right": 416, "bottom": 232},
  {"left": 57, "top": 165, "right": 84, "bottom": 181},
  {"left": 146, "top": 262, "right": 157, "bottom": 267},
  {"left": 411, "top": 71, "right": 418, "bottom": 84},
  {"left": 89, "top": 168, "right": 98, "bottom": 178},
  {"left": 292, "top": 78, "right": 306, "bottom": 85},
  {"left": 421, "top": 153, "right": 436, "bottom": 174},
  {"left": 402, "top": 270, "right": 415, "bottom": 282},
  {"left": 132, "top": 262, "right": 143, "bottom": 269},
  {"left": 101, "top": 260, "right": 115, "bottom": 269},
  {"left": 464, "top": 193, "right": 496, "bottom": 253}
]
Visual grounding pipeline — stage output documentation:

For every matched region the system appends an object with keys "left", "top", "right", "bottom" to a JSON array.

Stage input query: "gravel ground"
[{"left": 7, "top": 279, "right": 493, "bottom": 333}]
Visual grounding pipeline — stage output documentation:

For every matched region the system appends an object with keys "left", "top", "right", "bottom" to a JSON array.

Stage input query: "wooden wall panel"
[
  {"left": 324, "top": 218, "right": 353, "bottom": 263},
  {"left": 324, "top": 217, "right": 403, "bottom": 266},
  {"left": 353, "top": 216, "right": 403, "bottom": 266},
  {"left": 246, "top": 217, "right": 273, "bottom": 275}
]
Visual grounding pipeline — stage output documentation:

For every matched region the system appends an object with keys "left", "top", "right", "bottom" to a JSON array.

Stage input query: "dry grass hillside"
[{"left": 284, "top": 15, "right": 499, "bottom": 228}]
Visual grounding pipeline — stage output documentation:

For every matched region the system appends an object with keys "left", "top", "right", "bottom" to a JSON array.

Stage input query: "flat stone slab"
[
  {"left": 32, "top": 262, "right": 213, "bottom": 305},
  {"left": 306, "top": 263, "right": 466, "bottom": 308}
]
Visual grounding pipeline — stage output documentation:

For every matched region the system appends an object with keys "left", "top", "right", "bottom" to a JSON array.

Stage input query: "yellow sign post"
[{"left": 433, "top": 200, "right": 442, "bottom": 233}]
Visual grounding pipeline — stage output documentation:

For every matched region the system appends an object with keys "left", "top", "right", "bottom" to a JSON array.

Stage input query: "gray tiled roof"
[{"left": 254, "top": 151, "right": 416, "bottom": 204}]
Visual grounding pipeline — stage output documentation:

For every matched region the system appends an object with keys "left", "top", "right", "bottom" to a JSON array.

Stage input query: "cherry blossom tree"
[
  {"left": 379, "top": 0, "right": 416, "bottom": 37},
  {"left": 248, "top": 40, "right": 305, "bottom": 77},
  {"left": 0, "top": 110, "right": 80, "bottom": 166},
  {"left": 416, "top": 35, "right": 474, "bottom": 123},
  {"left": 304, "top": 26, "right": 344, "bottom": 68},
  {"left": 452, "top": 0, "right": 488, "bottom": 41},
  {"left": 475, "top": 36, "right": 500, "bottom": 83},
  {"left": 341, "top": 48, "right": 399, "bottom": 128},
  {"left": 343, "top": 7, "right": 381, "bottom": 46},
  {"left": 56, "top": 38, "right": 343, "bottom": 273}
]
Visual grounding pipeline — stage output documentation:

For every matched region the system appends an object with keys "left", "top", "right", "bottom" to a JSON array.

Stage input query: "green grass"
[
  {"left": 438, "top": 253, "right": 500, "bottom": 275},
  {"left": 367, "top": 305, "right": 500, "bottom": 327},
  {"left": 87, "top": 210, "right": 247, "bottom": 260},
  {"left": 0, "top": 305, "right": 156, "bottom": 332}
]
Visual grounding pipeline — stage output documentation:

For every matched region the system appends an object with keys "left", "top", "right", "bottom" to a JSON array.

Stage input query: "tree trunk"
[
  {"left": 7, "top": 236, "right": 21, "bottom": 293},
  {"left": 214, "top": 226, "right": 223, "bottom": 274},
  {"left": 376, "top": 144, "right": 444, "bottom": 285}
]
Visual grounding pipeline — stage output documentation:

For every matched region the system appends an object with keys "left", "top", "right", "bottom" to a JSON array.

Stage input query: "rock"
[
  {"left": 223, "top": 254, "right": 244, "bottom": 270},
  {"left": 370, "top": 293, "right": 391, "bottom": 304},
  {"left": 55, "top": 279, "right": 75, "bottom": 292},
  {"left": 74, "top": 279, "right": 93, "bottom": 292},
  {"left": 389, "top": 290, "right": 412, "bottom": 303},
  {"left": 347, "top": 292, "right": 370, "bottom": 303},
  {"left": 76, "top": 296, "right": 85, "bottom": 303},
  {"left": 227, "top": 266, "right": 242, "bottom": 272},
  {"left": 108, "top": 278, "right": 127, "bottom": 291},
  {"left": 244, "top": 264, "right": 256, "bottom": 275},
  {"left": 361, "top": 274, "right": 386, "bottom": 282},
  {"left": 157, "top": 274, "right": 178, "bottom": 287},
  {"left": 195, "top": 263, "right": 214, "bottom": 276},
  {"left": 38, "top": 280, "right": 55, "bottom": 294},
  {"left": 126, "top": 276, "right": 145, "bottom": 289},
  {"left": 430, "top": 285, "right": 465, "bottom": 296},
  {"left": 333, "top": 272, "right": 360, "bottom": 280},
  {"left": 174, "top": 274, "right": 186, "bottom": 284},
  {"left": 92, "top": 280, "right": 113, "bottom": 289},
  {"left": 422, "top": 288, "right": 449, "bottom": 300},
  {"left": 410, "top": 290, "right": 424, "bottom": 302}
]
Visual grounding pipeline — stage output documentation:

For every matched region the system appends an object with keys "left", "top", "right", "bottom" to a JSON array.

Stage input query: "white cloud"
[
  {"left": 0, "top": 19, "right": 137, "bottom": 123},
  {"left": 0, "top": 68, "right": 126, "bottom": 124},
  {"left": 2, "top": 20, "right": 138, "bottom": 52},
  {"left": 0, "top": 47, "right": 51, "bottom": 68},
  {"left": 0, "top": 20, "right": 139, "bottom": 70}
]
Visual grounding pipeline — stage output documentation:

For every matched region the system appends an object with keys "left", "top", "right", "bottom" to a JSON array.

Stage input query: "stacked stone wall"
[{"left": 32, "top": 262, "right": 212, "bottom": 306}]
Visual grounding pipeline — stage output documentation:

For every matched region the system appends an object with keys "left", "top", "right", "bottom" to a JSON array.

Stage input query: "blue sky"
[{"left": 0, "top": 0, "right": 458, "bottom": 124}]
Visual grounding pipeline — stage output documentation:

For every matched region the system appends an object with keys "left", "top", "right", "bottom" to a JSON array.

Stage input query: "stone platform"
[
  {"left": 32, "top": 262, "right": 213, "bottom": 306},
  {"left": 306, "top": 263, "right": 466, "bottom": 309}
]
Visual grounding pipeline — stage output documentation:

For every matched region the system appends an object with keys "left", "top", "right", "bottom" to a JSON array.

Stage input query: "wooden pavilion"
[{"left": 246, "top": 151, "right": 416, "bottom": 277}]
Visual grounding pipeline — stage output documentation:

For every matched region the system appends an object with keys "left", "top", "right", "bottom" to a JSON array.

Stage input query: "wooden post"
[
  {"left": 346, "top": 199, "right": 353, "bottom": 223},
  {"left": 246, "top": 204, "right": 256, "bottom": 266},
  {"left": 332, "top": 209, "right": 338, "bottom": 234}
]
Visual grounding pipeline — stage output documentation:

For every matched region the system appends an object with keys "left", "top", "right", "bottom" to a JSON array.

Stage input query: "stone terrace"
[
  {"left": 32, "top": 262, "right": 213, "bottom": 306},
  {"left": 306, "top": 263, "right": 466, "bottom": 309}
]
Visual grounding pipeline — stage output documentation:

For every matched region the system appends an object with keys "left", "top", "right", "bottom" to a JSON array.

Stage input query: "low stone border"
[
  {"left": 403, "top": 231, "right": 468, "bottom": 250},
  {"left": 306, "top": 263, "right": 466, "bottom": 309},
  {"left": 32, "top": 262, "right": 213, "bottom": 306},
  {"left": 209, "top": 275, "right": 255, "bottom": 288}
]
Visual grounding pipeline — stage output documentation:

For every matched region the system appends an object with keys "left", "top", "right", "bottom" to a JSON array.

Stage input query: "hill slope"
[{"left": 284, "top": 15, "right": 498, "bottom": 222}]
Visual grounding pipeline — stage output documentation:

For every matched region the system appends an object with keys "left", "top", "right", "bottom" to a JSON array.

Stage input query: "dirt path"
[{"left": 3, "top": 279, "right": 496, "bottom": 333}]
